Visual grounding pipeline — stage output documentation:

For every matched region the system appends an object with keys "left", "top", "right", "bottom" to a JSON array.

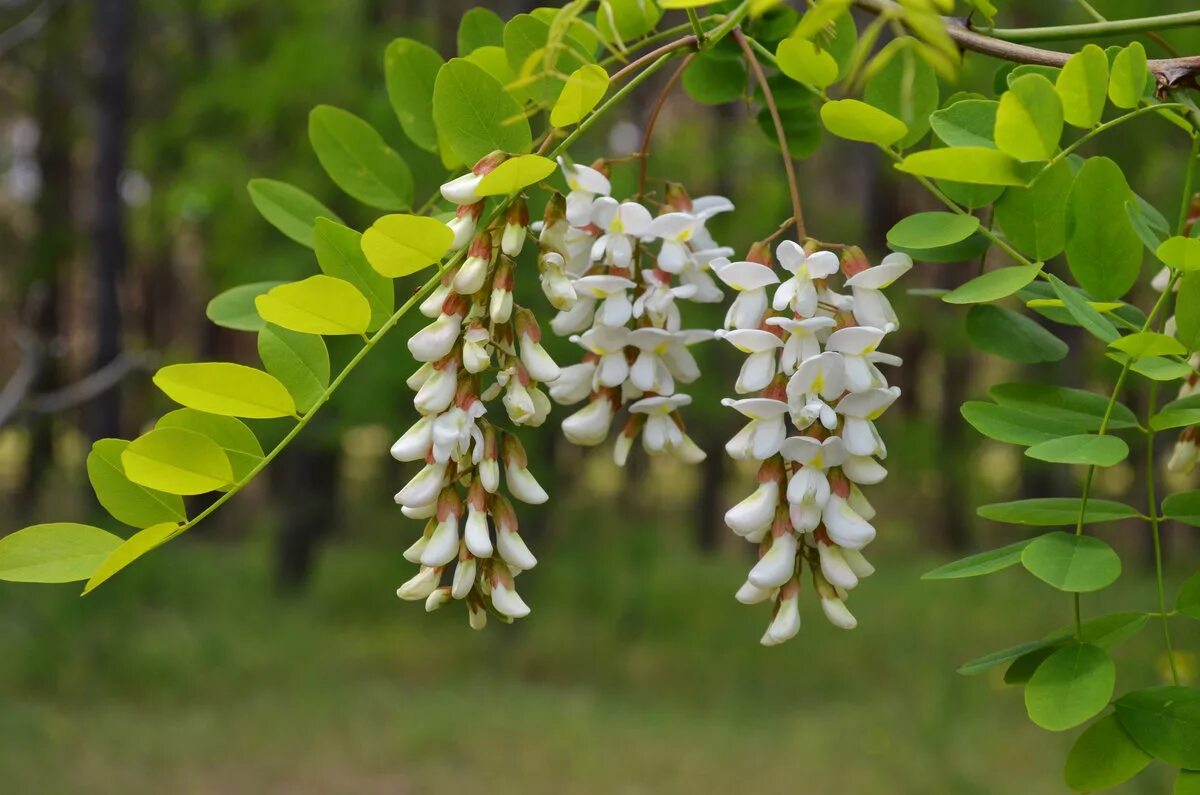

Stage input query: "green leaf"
[
  {"left": 384, "top": 38, "right": 443, "bottom": 153},
  {"left": 1111, "top": 331, "right": 1188, "bottom": 360},
  {"left": 683, "top": 49, "right": 747, "bottom": 105},
  {"left": 121, "top": 427, "right": 234, "bottom": 496},
  {"left": 959, "top": 636, "right": 1060, "bottom": 676},
  {"left": 1066, "top": 157, "right": 1142, "bottom": 300},
  {"left": 967, "top": 304, "right": 1068, "bottom": 363},
  {"left": 457, "top": 6, "right": 505, "bottom": 54},
  {"left": 979, "top": 498, "right": 1140, "bottom": 526},
  {"left": 922, "top": 539, "right": 1033, "bottom": 580},
  {"left": 990, "top": 382, "right": 1140, "bottom": 430},
  {"left": 550, "top": 64, "right": 609, "bottom": 127},
  {"left": 1179, "top": 274, "right": 1200, "bottom": 350},
  {"left": 82, "top": 522, "right": 178, "bottom": 595},
  {"left": 1005, "top": 647, "right": 1057, "bottom": 685},
  {"left": 1164, "top": 491, "right": 1200, "bottom": 527},
  {"left": 257, "top": 324, "right": 330, "bottom": 414},
  {"left": 1128, "top": 197, "right": 1173, "bottom": 253},
  {"left": 1176, "top": 571, "right": 1200, "bottom": 618},
  {"left": 1108, "top": 42, "right": 1149, "bottom": 110},
  {"left": 1115, "top": 686, "right": 1200, "bottom": 769},
  {"left": 503, "top": 13, "right": 592, "bottom": 107},
  {"left": 246, "top": 179, "right": 340, "bottom": 249},
  {"left": 1047, "top": 273, "right": 1119, "bottom": 343},
  {"left": 476, "top": 154, "right": 557, "bottom": 196},
  {"left": 361, "top": 214, "right": 455, "bottom": 279},
  {"left": 87, "top": 439, "right": 187, "bottom": 527},
  {"left": 433, "top": 58, "right": 532, "bottom": 164},
  {"left": 205, "top": 281, "right": 284, "bottom": 333},
  {"left": 597, "top": 0, "right": 662, "bottom": 44},
  {"left": 1026, "top": 643, "right": 1114, "bottom": 731},
  {"left": 995, "top": 74, "right": 1063, "bottom": 162},
  {"left": 1026, "top": 434, "right": 1129, "bottom": 467},
  {"left": 1064, "top": 713, "right": 1152, "bottom": 791},
  {"left": 1178, "top": 770, "right": 1200, "bottom": 795},
  {"left": 895, "top": 147, "right": 1034, "bottom": 186},
  {"left": 1150, "top": 408, "right": 1200, "bottom": 431},
  {"left": 960, "top": 401, "right": 1089, "bottom": 446},
  {"left": 464, "top": 45, "right": 516, "bottom": 85},
  {"left": 994, "top": 160, "right": 1073, "bottom": 261},
  {"left": 887, "top": 212, "right": 979, "bottom": 250},
  {"left": 1022, "top": 531, "right": 1122, "bottom": 593},
  {"left": 153, "top": 362, "right": 297, "bottom": 419},
  {"left": 777, "top": 37, "right": 838, "bottom": 89},
  {"left": 313, "top": 219, "right": 393, "bottom": 332},
  {"left": 0, "top": 523, "right": 123, "bottom": 583},
  {"left": 155, "top": 409, "right": 264, "bottom": 484},
  {"left": 756, "top": 76, "right": 821, "bottom": 158},
  {"left": 943, "top": 265, "right": 1041, "bottom": 305},
  {"left": 818, "top": 99, "right": 907, "bottom": 147},
  {"left": 255, "top": 275, "right": 372, "bottom": 337},
  {"left": 958, "top": 612, "right": 1147, "bottom": 676},
  {"left": 1056, "top": 44, "right": 1109, "bottom": 129},
  {"left": 1159, "top": 236, "right": 1200, "bottom": 272},
  {"left": 308, "top": 106, "right": 413, "bottom": 211},
  {"left": 929, "top": 99, "right": 998, "bottom": 148},
  {"left": 1124, "top": 355, "right": 1195, "bottom": 382},
  {"left": 864, "top": 42, "right": 938, "bottom": 148}
]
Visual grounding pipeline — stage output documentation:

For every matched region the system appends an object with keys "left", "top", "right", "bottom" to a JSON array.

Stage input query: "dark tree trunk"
[
  {"left": 18, "top": 2, "right": 76, "bottom": 519},
  {"left": 272, "top": 439, "right": 340, "bottom": 594},
  {"left": 86, "top": 0, "right": 132, "bottom": 441}
]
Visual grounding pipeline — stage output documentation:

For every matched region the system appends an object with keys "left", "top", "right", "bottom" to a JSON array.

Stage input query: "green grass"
[{"left": 0, "top": 519, "right": 1193, "bottom": 794}]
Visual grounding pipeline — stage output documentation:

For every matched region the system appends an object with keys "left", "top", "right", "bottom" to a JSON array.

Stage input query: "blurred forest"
[{"left": 1, "top": 1, "right": 1200, "bottom": 792}]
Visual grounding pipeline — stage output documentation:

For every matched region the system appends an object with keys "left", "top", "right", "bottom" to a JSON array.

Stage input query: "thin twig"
[
  {"left": 734, "top": 28, "right": 806, "bottom": 239},
  {"left": 637, "top": 54, "right": 694, "bottom": 199},
  {"left": 610, "top": 36, "right": 698, "bottom": 85}
]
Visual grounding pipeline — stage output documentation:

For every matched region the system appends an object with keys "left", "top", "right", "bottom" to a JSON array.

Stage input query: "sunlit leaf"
[
  {"left": 121, "top": 427, "right": 234, "bottom": 496},
  {"left": 0, "top": 523, "right": 123, "bottom": 584},
  {"left": 864, "top": 41, "right": 938, "bottom": 148},
  {"left": 1025, "top": 434, "right": 1129, "bottom": 467},
  {"left": 457, "top": 6, "right": 505, "bottom": 54},
  {"left": 820, "top": 99, "right": 907, "bottom": 146},
  {"left": 476, "top": 154, "right": 557, "bottom": 196},
  {"left": 246, "top": 179, "right": 340, "bottom": 249},
  {"left": 995, "top": 74, "right": 1063, "bottom": 162},
  {"left": 944, "top": 266, "right": 1042, "bottom": 305},
  {"left": 308, "top": 105, "right": 413, "bottom": 210},
  {"left": 361, "top": 214, "right": 455, "bottom": 279},
  {"left": 257, "top": 324, "right": 330, "bottom": 414},
  {"left": 313, "top": 219, "right": 393, "bottom": 332},
  {"left": 1021, "top": 531, "right": 1122, "bottom": 593},
  {"left": 929, "top": 99, "right": 998, "bottom": 148},
  {"left": 205, "top": 281, "right": 284, "bottom": 333},
  {"left": 1110, "top": 331, "right": 1187, "bottom": 359},
  {"left": 1108, "top": 42, "right": 1149, "bottom": 109},
  {"left": 1160, "top": 236, "right": 1200, "bottom": 273},
  {"left": 1056, "top": 44, "right": 1109, "bottom": 129},
  {"left": 777, "top": 37, "right": 839, "bottom": 89},
  {"left": 994, "top": 160, "right": 1072, "bottom": 261},
  {"left": 153, "top": 363, "right": 297, "bottom": 419},
  {"left": 155, "top": 409, "right": 264, "bottom": 484},
  {"left": 255, "top": 275, "right": 372, "bottom": 337},
  {"left": 87, "top": 439, "right": 186, "bottom": 527},
  {"left": 433, "top": 58, "right": 532, "bottom": 163},
  {"left": 550, "top": 64, "right": 609, "bottom": 127},
  {"left": 82, "top": 522, "right": 178, "bottom": 595},
  {"left": 896, "top": 147, "right": 1034, "bottom": 186}
]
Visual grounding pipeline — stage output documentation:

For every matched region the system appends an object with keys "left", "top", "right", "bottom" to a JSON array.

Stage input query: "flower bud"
[
  {"left": 448, "top": 201, "right": 484, "bottom": 249},
  {"left": 419, "top": 489, "right": 463, "bottom": 566},
  {"left": 451, "top": 554, "right": 477, "bottom": 600},
  {"left": 395, "top": 460, "right": 448, "bottom": 508},
  {"left": 489, "top": 563, "right": 531, "bottom": 618},
  {"left": 396, "top": 566, "right": 442, "bottom": 601},
  {"left": 760, "top": 579, "right": 801, "bottom": 646},
  {"left": 408, "top": 312, "right": 463, "bottom": 363},
  {"left": 503, "top": 435, "right": 549, "bottom": 504},
  {"left": 425, "top": 586, "right": 453, "bottom": 612},
  {"left": 502, "top": 199, "right": 529, "bottom": 257},
  {"left": 452, "top": 232, "right": 493, "bottom": 294},
  {"left": 440, "top": 172, "right": 483, "bottom": 205},
  {"left": 391, "top": 416, "right": 432, "bottom": 462}
]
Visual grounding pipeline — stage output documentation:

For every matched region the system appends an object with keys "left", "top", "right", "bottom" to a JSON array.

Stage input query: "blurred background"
[{"left": 1, "top": 1, "right": 1199, "bottom": 792}]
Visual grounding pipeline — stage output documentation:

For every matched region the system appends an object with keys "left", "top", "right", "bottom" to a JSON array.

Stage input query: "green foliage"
[
  {"left": 929, "top": 99, "right": 997, "bottom": 148},
  {"left": 313, "top": 219, "right": 394, "bottom": 332},
  {"left": 978, "top": 498, "right": 1140, "bottom": 526},
  {"left": 551, "top": 65, "right": 609, "bottom": 127},
  {"left": 1108, "top": 42, "right": 1148, "bottom": 110},
  {"left": 1021, "top": 532, "right": 1122, "bottom": 593},
  {"left": 776, "top": 37, "right": 838, "bottom": 89},
  {"left": 1163, "top": 491, "right": 1200, "bottom": 527},
  {"left": 458, "top": 7, "right": 505, "bottom": 55},
  {"left": 255, "top": 275, "right": 373, "bottom": 337},
  {"left": 361, "top": 214, "right": 455, "bottom": 278},
  {"left": 819, "top": 100, "right": 906, "bottom": 146},
  {"left": 1115, "top": 687, "right": 1200, "bottom": 769},
  {"left": 1065, "top": 157, "right": 1142, "bottom": 300},
  {"left": 1158, "top": 237, "right": 1200, "bottom": 273},
  {"left": 887, "top": 212, "right": 978, "bottom": 249},
  {"left": 1064, "top": 713, "right": 1151, "bottom": 791},
  {"left": 155, "top": 410, "right": 265, "bottom": 484},
  {"left": 966, "top": 305, "right": 1068, "bottom": 364},
  {"left": 960, "top": 400, "right": 1089, "bottom": 446},
  {"left": 477, "top": 155, "right": 557, "bottom": 195},
  {"left": 153, "top": 363, "right": 297, "bottom": 419},
  {"left": 1056, "top": 45, "right": 1108, "bottom": 129},
  {"left": 1046, "top": 273, "right": 1119, "bottom": 343},
  {"left": 683, "top": 48, "right": 748, "bottom": 105},
  {"left": 121, "top": 427, "right": 235, "bottom": 496},
  {"left": 1025, "top": 642, "right": 1114, "bottom": 731},
  {"left": 0, "top": 524, "right": 124, "bottom": 584},
  {"left": 308, "top": 105, "right": 414, "bottom": 211},
  {"left": 596, "top": 0, "right": 662, "bottom": 44},
  {"left": 943, "top": 265, "right": 1041, "bottom": 305},
  {"left": 82, "top": 523, "right": 178, "bottom": 596},
  {"left": 921, "top": 539, "right": 1032, "bottom": 580},
  {"left": 864, "top": 42, "right": 938, "bottom": 148},
  {"left": 1178, "top": 274, "right": 1200, "bottom": 350},
  {"left": 384, "top": 39, "right": 443, "bottom": 154},
  {"left": 257, "top": 325, "right": 331, "bottom": 414},
  {"left": 205, "top": 281, "right": 285, "bottom": 332},
  {"left": 895, "top": 147, "right": 1033, "bottom": 186},
  {"left": 1025, "top": 434, "right": 1129, "bottom": 468},
  {"left": 995, "top": 74, "right": 1062, "bottom": 162},
  {"left": 86, "top": 439, "right": 187, "bottom": 527},
  {"left": 433, "top": 58, "right": 531, "bottom": 163},
  {"left": 988, "top": 383, "right": 1139, "bottom": 430},
  {"left": 994, "top": 160, "right": 1072, "bottom": 260},
  {"left": 246, "top": 178, "right": 340, "bottom": 249}
]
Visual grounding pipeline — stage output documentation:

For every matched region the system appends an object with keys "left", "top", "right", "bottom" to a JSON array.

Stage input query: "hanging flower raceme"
[
  {"left": 718, "top": 240, "right": 910, "bottom": 645},
  {"left": 392, "top": 154, "right": 556, "bottom": 628},
  {"left": 541, "top": 160, "right": 732, "bottom": 466}
]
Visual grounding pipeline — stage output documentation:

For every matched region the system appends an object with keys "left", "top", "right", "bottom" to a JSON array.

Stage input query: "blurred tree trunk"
[
  {"left": 86, "top": 0, "right": 132, "bottom": 441},
  {"left": 932, "top": 267, "right": 974, "bottom": 552},
  {"left": 272, "top": 435, "right": 340, "bottom": 594},
  {"left": 18, "top": 3, "right": 76, "bottom": 519}
]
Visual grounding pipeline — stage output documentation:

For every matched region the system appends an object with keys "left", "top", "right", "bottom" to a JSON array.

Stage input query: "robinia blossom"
[{"left": 718, "top": 241, "right": 911, "bottom": 645}]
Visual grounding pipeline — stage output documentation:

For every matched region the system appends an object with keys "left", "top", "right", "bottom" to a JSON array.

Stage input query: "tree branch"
[
  {"left": 852, "top": 0, "right": 1200, "bottom": 90},
  {"left": 984, "top": 11, "right": 1200, "bottom": 45}
]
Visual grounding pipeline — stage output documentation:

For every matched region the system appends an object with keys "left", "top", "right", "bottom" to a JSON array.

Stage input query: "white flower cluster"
[
  {"left": 717, "top": 241, "right": 911, "bottom": 645},
  {"left": 1152, "top": 260, "right": 1200, "bottom": 474},
  {"left": 543, "top": 158, "right": 733, "bottom": 461},
  {"left": 391, "top": 154, "right": 560, "bottom": 628}
]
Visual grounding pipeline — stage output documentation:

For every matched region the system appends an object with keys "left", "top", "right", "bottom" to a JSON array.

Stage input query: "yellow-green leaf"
[
  {"left": 658, "top": 0, "right": 709, "bottom": 7},
  {"left": 995, "top": 74, "right": 1063, "bottom": 162},
  {"left": 87, "top": 438, "right": 187, "bottom": 527},
  {"left": 896, "top": 147, "right": 1033, "bottom": 186},
  {"left": 1056, "top": 44, "right": 1108, "bottom": 129},
  {"left": 777, "top": 37, "right": 839, "bottom": 89},
  {"left": 155, "top": 409, "right": 264, "bottom": 484},
  {"left": 1158, "top": 236, "right": 1200, "bottom": 272},
  {"left": 121, "top": 427, "right": 234, "bottom": 496},
  {"left": 254, "top": 275, "right": 372, "bottom": 336},
  {"left": 476, "top": 154, "right": 558, "bottom": 196},
  {"left": 82, "top": 522, "right": 179, "bottom": 595},
  {"left": 1109, "top": 42, "right": 1148, "bottom": 109},
  {"left": 361, "top": 214, "right": 455, "bottom": 278},
  {"left": 153, "top": 362, "right": 297, "bottom": 419},
  {"left": 820, "top": 99, "right": 907, "bottom": 146},
  {"left": 0, "top": 523, "right": 124, "bottom": 583},
  {"left": 550, "top": 64, "right": 609, "bottom": 127}
]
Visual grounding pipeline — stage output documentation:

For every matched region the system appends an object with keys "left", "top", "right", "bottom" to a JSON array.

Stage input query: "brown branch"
[
  {"left": 853, "top": 0, "right": 1200, "bottom": 91},
  {"left": 610, "top": 36, "right": 699, "bottom": 85},
  {"left": 734, "top": 28, "right": 807, "bottom": 239}
]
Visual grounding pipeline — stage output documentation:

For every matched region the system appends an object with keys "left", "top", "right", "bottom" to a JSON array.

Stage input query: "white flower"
[
  {"left": 736, "top": 580, "right": 775, "bottom": 605},
  {"left": 842, "top": 454, "right": 888, "bottom": 485},
  {"left": 396, "top": 566, "right": 441, "bottom": 601},
  {"left": 843, "top": 548, "right": 875, "bottom": 578},
  {"left": 824, "top": 326, "right": 889, "bottom": 393},
  {"left": 551, "top": 298, "right": 596, "bottom": 336},
  {"left": 722, "top": 398, "right": 789, "bottom": 460},
  {"left": 519, "top": 335, "right": 560, "bottom": 385},
  {"left": 748, "top": 529, "right": 797, "bottom": 589},
  {"left": 539, "top": 252, "right": 578, "bottom": 310},
  {"left": 408, "top": 312, "right": 462, "bottom": 363},
  {"left": 451, "top": 558, "right": 476, "bottom": 600},
  {"left": 760, "top": 581, "right": 801, "bottom": 646},
  {"left": 627, "top": 328, "right": 679, "bottom": 395},
  {"left": 817, "top": 541, "right": 859, "bottom": 590},
  {"left": 561, "top": 395, "right": 615, "bottom": 446},
  {"left": 549, "top": 362, "right": 597, "bottom": 405},
  {"left": 646, "top": 211, "right": 701, "bottom": 273},
  {"left": 725, "top": 479, "right": 779, "bottom": 540},
  {"left": 774, "top": 242, "right": 839, "bottom": 317},
  {"left": 461, "top": 325, "right": 491, "bottom": 374},
  {"left": 419, "top": 282, "right": 449, "bottom": 318},
  {"left": 464, "top": 503, "right": 493, "bottom": 558},
  {"left": 403, "top": 533, "right": 428, "bottom": 563},
  {"left": 717, "top": 328, "right": 784, "bottom": 394},
  {"left": 420, "top": 510, "right": 461, "bottom": 567},
  {"left": 835, "top": 386, "right": 900, "bottom": 458},
  {"left": 574, "top": 274, "right": 638, "bottom": 327},
  {"left": 497, "top": 525, "right": 538, "bottom": 572},
  {"left": 844, "top": 252, "right": 912, "bottom": 332},
  {"left": 413, "top": 362, "right": 457, "bottom": 414},
  {"left": 440, "top": 172, "right": 482, "bottom": 205},
  {"left": 453, "top": 252, "right": 489, "bottom": 294},
  {"left": 430, "top": 402, "right": 485, "bottom": 464},
  {"left": 766, "top": 316, "right": 836, "bottom": 375},
  {"left": 590, "top": 197, "right": 653, "bottom": 267},
  {"left": 574, "top": 325, "right": 631, "bottom": 387},
  {"left": 786, "top": 351, "right": 846, "bottom": 430},
  {"left": 394, "top": 461, "right": 447, "bottom": 508},
  {"left": 559, "top": 157, "right": 611, "bottom": 226},
  {"left": 505, "top": 460, "right": 549, "bottom": 505},
  {"left": 490, "top": 577, "right": 531, "bottom": 619},
  {"left": 780, "top": 435, "right": 845, "bottom": 532},
  {"left": 713, "top": 260, "right": 779, "bottom": 330},
  {"left": 502, "top": 378, "right": 537, "bottom": 425},
  {"left": 447, "top": 209, "right": 479, "bottom": 250},
  {"left": 391, "top": 416, "right": 432, "bottom": 462},
  {"left": 822, "top": 494, "right": 876, "bottom": 550},
  {"left": 820, "top": 595, "right": 857, "bottom": 630},
  {"left": 629, "top": 394, "right": 693, "bottom": 455}
]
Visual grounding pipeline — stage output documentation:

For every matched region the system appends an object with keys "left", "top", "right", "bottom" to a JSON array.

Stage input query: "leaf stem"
[
  {"left": 1046, "top": 104, "right": 1189, "bottom": 171},
  {"left": 686, "top": 7, "right": 707, "bottom": 48},
  {"left": 734, "top": 28, "right": 807, "bottom": 239},
  {"left": 984, "top": 11, "right": 1200, "bottom": 44},
  {"left": 1145, "top": 379, "right": 1181, "bottom": 684}
]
